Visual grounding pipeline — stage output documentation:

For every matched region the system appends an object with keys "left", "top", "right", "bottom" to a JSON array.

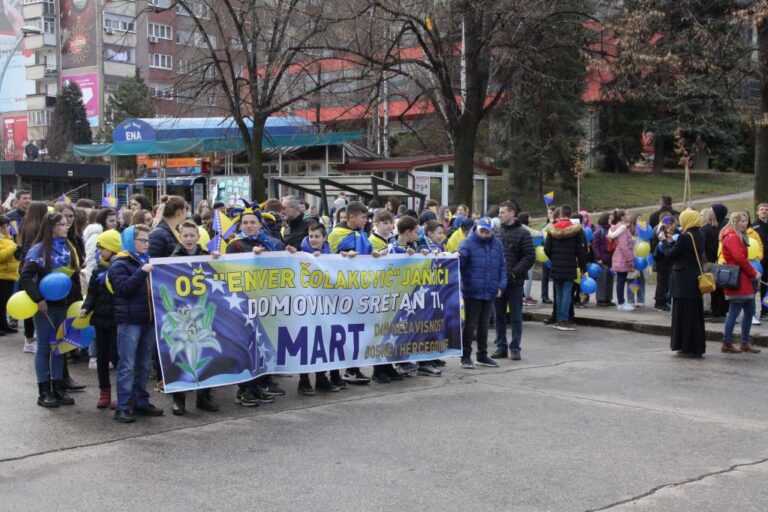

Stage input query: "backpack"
[{"left": 605, "top": 230, "right": 617, "bottom": 253}]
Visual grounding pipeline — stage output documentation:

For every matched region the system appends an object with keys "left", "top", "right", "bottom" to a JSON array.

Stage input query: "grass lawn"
[{"left": 489, "top": 170, "right": 754, "bottom": 216}]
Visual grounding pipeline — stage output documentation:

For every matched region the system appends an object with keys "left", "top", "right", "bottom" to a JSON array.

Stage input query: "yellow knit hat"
[{"left": 97, "top": 229, "right": 122, "bottom": 254}]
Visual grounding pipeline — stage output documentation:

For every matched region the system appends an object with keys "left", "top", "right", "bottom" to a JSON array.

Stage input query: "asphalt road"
[{"left": 1, "top": 323, "right": 767, "bottom": 512}]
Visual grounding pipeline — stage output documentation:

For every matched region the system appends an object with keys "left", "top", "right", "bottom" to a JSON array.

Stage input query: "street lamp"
[{"left": 0, "top": 25, "right": 44, "bottom": 97}]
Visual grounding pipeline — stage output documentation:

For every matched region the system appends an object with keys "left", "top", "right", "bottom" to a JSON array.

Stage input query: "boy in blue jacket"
[
  {"left": 108, "top": 225, "right": 164, "bottom": 423},
  {"left": 458, "top": 217, "right": 507, "bottom": 369}
]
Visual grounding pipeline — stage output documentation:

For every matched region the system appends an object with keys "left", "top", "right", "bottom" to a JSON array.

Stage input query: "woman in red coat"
[{"left": 720, "top": 212, "right": 762, "bottom": 353}]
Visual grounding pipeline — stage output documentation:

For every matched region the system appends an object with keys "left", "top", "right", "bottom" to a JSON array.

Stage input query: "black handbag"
[{"left": 710, "top": 263, "right": 739, "bottom": 289}]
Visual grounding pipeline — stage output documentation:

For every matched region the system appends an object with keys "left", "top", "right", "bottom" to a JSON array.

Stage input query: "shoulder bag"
[
  {"left": 710, "top": 240, "right": 740, "bottom": 290},
  {"left": 689, "top": 233, "right": 716, "bottom": 294}
]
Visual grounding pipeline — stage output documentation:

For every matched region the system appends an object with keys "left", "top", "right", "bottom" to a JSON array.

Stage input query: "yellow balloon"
[
  {"left": 535, "top": 246, "right": 549, "bottom": 263},
  {"left": 7, "top": 291, "right": 38, "bottom": 320},
  {"left": 66, "top": 300, "right": 83, "bottom": 318},
  {"left": 748, "top": 239, "right": 759, "bottom": 260},
  {"left": 634, "top": 241, "right": 650, "bottom": 258},
  {"left": 198, "top": 226, "right": 210, "bottom": 249},
  {"left": 66, "top": 300, "right": 91, "bottom": 327}
]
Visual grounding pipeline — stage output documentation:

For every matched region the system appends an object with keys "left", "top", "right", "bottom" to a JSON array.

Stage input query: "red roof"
[{"left": 338, "top": 154, "right": 502, "bottom": 176}]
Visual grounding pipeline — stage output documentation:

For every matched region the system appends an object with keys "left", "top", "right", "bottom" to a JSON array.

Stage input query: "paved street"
[{"left": 1, "top": 323, "right": 767, "bottom": 511}]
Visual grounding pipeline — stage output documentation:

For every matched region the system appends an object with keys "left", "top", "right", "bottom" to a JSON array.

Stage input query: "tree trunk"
[
  {"left": 652, "top": 134, "right": 665, "bottom": 175},
  {"left": 248, "top": 120, "right": 266, "bottom": 202},
  {"left": 453, "top": 119, "right": 478, "bottom": 210},
  {"left": 755, "top": 17, "right": 768, "bottom": 211}
]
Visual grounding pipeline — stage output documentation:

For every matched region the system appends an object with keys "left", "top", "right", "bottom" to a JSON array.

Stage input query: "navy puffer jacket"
[
  {"left": 108, "top": 242, "right": 152, "bottom": 325},
  {"left": 459, "top": 229, "right": 508, "bottom": 300},
  {"left": 148, "top": 220, "right": 179, "bottom": 259}
]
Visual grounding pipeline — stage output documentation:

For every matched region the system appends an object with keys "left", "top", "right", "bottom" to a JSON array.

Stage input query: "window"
[
  {"left": 147, "top": 23, "right": 172, "bottom": 40},
  {"left": 104, "top": 46, "right": 135, "bottom": 64},
  {"left": 177, "top": 30, "right": 215, "bottom": 49},
  {"left": 176, "top": 2, "right": 210, "bottom": 18},
  {"left": 149, "top": 53, "right": 173, "bottom": 70},
  {"left": 234, "top": 65, "right": 244, "bottom": 78},
  {"left": 28, "top": 110, "right": 52, "bottom": 127},
  {"left": 206, "top": 95, "right": 215, "bottom": 106},
  {"left": 229, "top": 37, "right": 243, "bottom": 51},
  {"left": 178, "top": 59, "right": 189, "bottom": 74},
  {"left": 103, "top": 13, "right": 136, "bottom": 33},
  {"left": 150, "top": 83, "right": 174, "bottom": 100},
  {"left": 204, "top": 66, "right": 217, "bottom": 79}
]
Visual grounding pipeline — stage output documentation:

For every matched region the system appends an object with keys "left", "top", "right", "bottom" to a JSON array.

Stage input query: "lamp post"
[{"left": 0, "top": 25, "right": 43, "bottom": 98}]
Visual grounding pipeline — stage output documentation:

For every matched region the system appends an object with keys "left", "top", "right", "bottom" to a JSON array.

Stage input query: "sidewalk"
[{"left": 522, "top": 280, "right": 768, "bottom": 346}]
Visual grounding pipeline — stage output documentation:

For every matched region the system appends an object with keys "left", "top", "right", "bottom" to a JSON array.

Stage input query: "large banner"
[
  {"left": 2, "top": 114, "right": 27, "bottom": 160},
  {"left": 61, "top": 72, "right": 99, "bottom": 127},
  {"left": 151, "top": 253, "right": 462, "bottom": 393},
  {"left": 60, "top": 0, "right": 98, "bottom": 69},
  {"left": 0, "top": 1, "right": 34, "bottom": 113}
]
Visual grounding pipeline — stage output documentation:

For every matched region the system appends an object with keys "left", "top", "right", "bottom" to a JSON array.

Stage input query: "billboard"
[
  {"left": 61, "top": 72, "right": 99, "bottom": 127},
  {"left": 60, "top": 0, "right": 98, "bottom": 69},
  {"left": 2, "top": 114, "right": 28, "bottom": 160},
  {"left": 0, "top": 0, "right": 35, "bottom": 113}
]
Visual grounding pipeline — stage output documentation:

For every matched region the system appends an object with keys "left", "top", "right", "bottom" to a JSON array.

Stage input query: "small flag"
[
  {"left": 58, "top": 194, "right": 71, "bottom": 205},
  {"left": 762, "top": 292, "right": 768, "bottom": 309},
  {"left": 212, "top": 210, "right": 236, "bottom": 238},
  {"left": 543, "top": 191, "right": 555, "bottom": 206},
  {"left": 206, "top": 234, "right": 228, "bottom": 254},
  {"left": 629, "top": 279, "right": 640, "bottom": 293},
  {"left": 50, "top": 318, "right": 94, "bottom": 356},
  {"left": 101, "top": 196, "right": 116, "bottom": 208},
  {"left": 9, "top": 220, "right": 18, "bottom": 236}
]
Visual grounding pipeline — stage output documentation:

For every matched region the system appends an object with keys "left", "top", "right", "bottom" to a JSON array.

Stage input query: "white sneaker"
[
  {"left": 618, "top": 303, "right": 635, "bottom": 311},
  {"left": 23, "top": 341, "right": 37, "bottom": 353},
  {"left": 88, "top": 357, "right": 98, "bottom": 370},
  {"left": 752, "top": 316, "right": 761, "bottom": 326}
]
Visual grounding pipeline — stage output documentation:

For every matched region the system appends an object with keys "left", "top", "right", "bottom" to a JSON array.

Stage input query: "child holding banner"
[
  {"left": 109, "top": 225, "right": 165, "bottom": 423},
  {"left": 296, "top": 221, "right": 343, "bottom": 396},
  {"left": 227, "top": 208, "right": 287, "bottom": 407},
  {"left": 369, "top": 209, "right": 396, "bottom": 253},
  {"left": 167, "top": 221, "right": 220, "bottom": 415}
]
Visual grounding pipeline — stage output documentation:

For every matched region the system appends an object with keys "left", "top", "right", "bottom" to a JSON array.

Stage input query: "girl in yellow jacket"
[{"left": 0, "top": 215, "right": 19, "bottom": 334}]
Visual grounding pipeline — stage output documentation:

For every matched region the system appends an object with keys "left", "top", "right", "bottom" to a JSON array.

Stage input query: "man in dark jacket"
[
  {"left": 492, "top": 201, "right": 534, "bottom": 360},
  {"left": 7, "top": 189, "right": 31, "bottom": 236},
  {"left": 649, "top": 195, "right": 679, "bottom": 228},
  {"left": 281, "top": 195, "right": 310, "bottom": 250},
  {"left": 543, "top": 205, "right": 587, "bottom": 331},
  {"left": 754, "top": 203, "right": 768, "bottom": 317},
  {"left": 709, "top": 203, "right": 729, "bottom": 319},
  {"left": 108, "top": 225, "right": 164, "bottom": 423}
]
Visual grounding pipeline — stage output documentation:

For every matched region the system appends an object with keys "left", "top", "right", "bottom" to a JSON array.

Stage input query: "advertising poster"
[
  {"left": 0, "top": 0, "right": 34, "bottom": 113},
  {"left": 2, "top": 114, "right": 27, "bottom": 160},
  {"left": 61, "top": 72, "right": 99, "bottom": 126},
  {"left": 150, "top": 253, "right": 462, "bottom": 392},
  {"left": 60, "top": 0, "right": 98, "bottom": 69}
]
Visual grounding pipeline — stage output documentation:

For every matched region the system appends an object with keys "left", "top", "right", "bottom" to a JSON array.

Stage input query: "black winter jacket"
[
  {"left": 171, "top": 243, "right": 207, "bottom": 257},
  {"left": 108, "top": 255, "right": 152, "bottom": 325},
  {"left": 83, "top": 261, "right": 115, "bottom": 328},
  {"left": 282, "top": 215, "right": 310, "bottom": 250},
  {"left": 700, "top": 224, "right": 719, "bottom": 266},
  {"left": 543, "top": 221, "right": 587, "bottom": 281},
  {"left": 19, "top": 260, "right": 82, "bottom": 309},
  {"left": 148, "top": 220, "right": 179, "bottom": 259},
  {"left": 498, "top": 221, "right": 535, "bottom": 286},
  {"left": 753, "top": 219, "right": 768, "bottom": 269},
  {"left": 662, "top": 228, "right": 705, "bottom": 299}
]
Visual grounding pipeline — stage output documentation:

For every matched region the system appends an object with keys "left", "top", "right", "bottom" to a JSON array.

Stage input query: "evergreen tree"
[
  {"left": 97, "top": 73, "right": 155, "bottom": 142},
  {"left": 46, "top": 81, "right": 92, "bottom": 161}
]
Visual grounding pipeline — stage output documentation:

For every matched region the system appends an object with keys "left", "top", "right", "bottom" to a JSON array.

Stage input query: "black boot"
[
  {"left": 172, "top": 393, "right": 186, "bottom": 416},
  {"left": 195, "top": 389, "right": 219, "bottom": 412},
  {"left": 37, "top": 382, "right": 59, "bottom": 408},
  {"left": 52, "top": 380, "right": 75, "bottom": 406}
]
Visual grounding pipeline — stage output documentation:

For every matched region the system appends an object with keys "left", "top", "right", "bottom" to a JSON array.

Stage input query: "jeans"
[
  {"left": 596, "top": 263, "right": 614, "bottom": 303},
  {"left": 462, "top": 298, "right": 494, "bottom": 358},
  {"left": 33, "top": 307, "right": 67, "bottom": 383},
  {"left": 541, "top": 265, "right": 551, "bottom": 300},
  {"left": 554, "top": 280, "right": 573, "bottom": 322},
  {"left": 523, "top": 268, "right": 533, "bottom": 298},
  {"left": 616, "top": 272, "right": 628, "bottom": 305},
  {"left": 116, "top": 323, "right": 155, "bottom": 411},
  {"left": 724, "top": 300, "right": 755, "bottom": 344},
  {"left": 627, "top": 271, "right": 645, "bottom": 305},
  {"left": 495, "top": 284, "right": 524, "bottom": 352},
  {"left": 95, "top": 325, "right": 118, "bottom": 390}
]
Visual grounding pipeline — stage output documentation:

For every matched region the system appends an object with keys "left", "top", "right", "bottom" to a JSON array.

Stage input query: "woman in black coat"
[{"left": 661, "top": 209, "right": 707, "bottom": 357}]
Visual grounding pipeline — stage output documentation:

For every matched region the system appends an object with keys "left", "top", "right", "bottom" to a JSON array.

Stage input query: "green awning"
[{"left": 73, "top": 131, "right": 363, "bottom": 157}]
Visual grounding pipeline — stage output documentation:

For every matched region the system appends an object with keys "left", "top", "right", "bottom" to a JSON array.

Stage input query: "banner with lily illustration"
[{"left": 150, "top": 252, "right": 462, "bottom": 392}]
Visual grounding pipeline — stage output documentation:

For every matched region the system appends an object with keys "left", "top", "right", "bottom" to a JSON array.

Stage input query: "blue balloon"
[
  {"left": 533, "top": 236, "right": 544, "bottom": 247},
  {"left": 39, "top": 272, "right": 72, "bottom": 301},
  {"left": 637, "top": 225, "right": 653, "bottom": 241},
  {"left": 78, "top": 326, "right": 96, "bottom": 348},
  {"left": 580, "top": 277, "right": 597, "bottom": 295},
  {"left": 587, "top": 262, "right": 602, "bottom": 279},
  {"left": 647, "top": 253, "right": 655, "bottom": 267},
  {"left": 584, "top": 226, "right": 593, "bottom": 243},
  {"left": 752, "top": 260, "right": 763, "bottom": 275},
  {"left": 633, "top": 256, "right": 648, "bottom": 271}
]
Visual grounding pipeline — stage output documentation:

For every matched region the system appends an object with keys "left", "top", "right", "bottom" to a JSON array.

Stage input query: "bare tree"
[{"left": 165, "top": 0, "right": 371, "bottom": 201}]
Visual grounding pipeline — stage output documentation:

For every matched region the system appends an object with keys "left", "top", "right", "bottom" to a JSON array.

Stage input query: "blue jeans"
[
  {"left": 495, "top": 284, "right": 524, "bottom": 352},
  {"left": 541, "top": 265, "right": 551, "bottom": 300},
  {"left": 33, "top": 307, "right": 67, "bottom": 383},
  {"left": 724, "top": 300, "right": 755, "bottom": 344},
  {"left": 116, "top": 323, "right": 155, "bottom": 411},
  {"left": 616, "top": 272, "right": 628, "bottom": 305},
  {"left": 554, "top": 280, "right": 573, "bottom": 322}
]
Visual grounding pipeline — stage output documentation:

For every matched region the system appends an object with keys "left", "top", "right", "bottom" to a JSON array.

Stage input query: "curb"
[{"left": 522, "top": 312, "right": 768, "bottom": 348}]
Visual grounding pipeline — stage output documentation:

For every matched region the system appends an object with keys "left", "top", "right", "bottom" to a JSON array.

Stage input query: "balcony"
[
  {"left": 104, "top": 60, "right": 135, "bottom": 77},
  {"left": 25, "top": 64, "right": 57, "bottom": 81},
  {"left": 22, "top": 1, "right": 54, "bottom": 20},
  {"left": 26, "top": 94, "right": 56, "bottom": 110},
  {"left": 103, "top": 30, "right": 137, "bottom": 47},
  {"left": 25, "top": 32, "right": 56, "bottom": 50}
]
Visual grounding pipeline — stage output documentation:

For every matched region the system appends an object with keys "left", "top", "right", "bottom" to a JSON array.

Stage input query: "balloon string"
[{"left": 43, "top": 313, "right": 55, "bottom": 329}]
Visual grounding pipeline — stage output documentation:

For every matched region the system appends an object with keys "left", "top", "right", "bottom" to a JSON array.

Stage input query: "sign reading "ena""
[{"left": 113, "top": 119, "right": 156, "bottom": 143}]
